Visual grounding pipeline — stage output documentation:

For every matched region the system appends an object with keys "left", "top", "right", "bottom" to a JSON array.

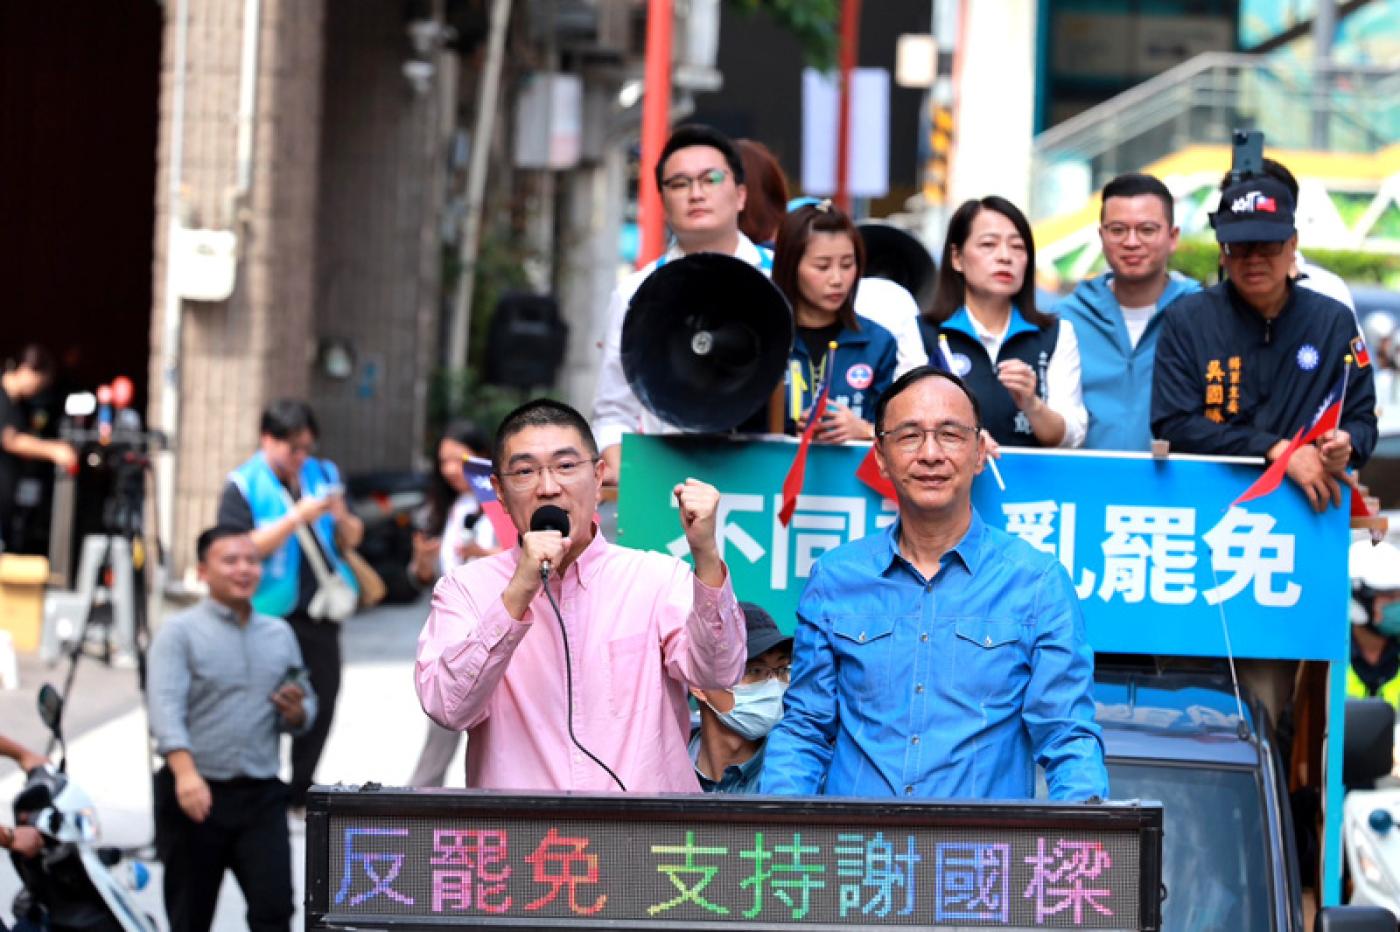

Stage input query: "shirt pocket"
[
  {"left": 952, "top": 618, "right": 1026, "bottom": 705},
  {"left": 606, "top": 632, "right": 653, "bottom": 718},
  {"left": 830, "top": 613, "right": 900, "bottom": 701}
]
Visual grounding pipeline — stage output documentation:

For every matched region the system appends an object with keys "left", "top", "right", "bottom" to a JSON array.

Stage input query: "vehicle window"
[{"left": 1110, "top": 761, "right": 1273, "bottom": 932}]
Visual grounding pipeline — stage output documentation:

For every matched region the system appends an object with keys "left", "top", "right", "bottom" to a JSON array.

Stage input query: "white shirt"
[
  {"left": 1119, "top": 303, "right": 1155, "bottom": 349},
  {"left": 963, "top": 312, "right": 1088, "bottom": 449},
  {"left": 1297, "top": 251, "right": 1360, "bottom": 334},
  {"left": 439, "top": 493, "right": 497, "bottom": 577},
  {"left": 852, "top": 277, "right": 930, "bottom": 377}
]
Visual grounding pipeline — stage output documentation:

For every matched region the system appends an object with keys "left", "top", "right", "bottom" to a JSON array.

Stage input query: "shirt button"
[
  {"left": 984, "top": 635, "right": 992, "bottom": 647},
  {"left": 905, "top": 785, "right": 915, "bottom": 795},
  {"left": 920, "top": 633, "right": 929, "bottom": 643},
  {"left": 915, "top": 684, "right": 924, "bottom": 693},
  {"left": 859, "top": 632, "right": 867, "bottom": 642},
  {"left": 911, "top": 736, "right": 920, "bottom": 745}
]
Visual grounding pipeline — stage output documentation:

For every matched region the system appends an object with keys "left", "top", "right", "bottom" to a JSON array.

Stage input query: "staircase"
[{"left": 1031, "top": 52, "right": 1400, "bottom": 220}]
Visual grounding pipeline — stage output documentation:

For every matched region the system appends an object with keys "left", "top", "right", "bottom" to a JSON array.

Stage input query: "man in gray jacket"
[
  {"left": 1056, "top": 173, "right": 1201, "bottom": 450},
  {"left": 148, "top": 526, "right": 316, "bottom": 932}
]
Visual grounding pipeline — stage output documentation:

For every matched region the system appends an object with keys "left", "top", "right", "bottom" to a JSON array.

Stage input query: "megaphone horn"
[{"left": 622, "top": 253, "right": 794, "bottom": 434}]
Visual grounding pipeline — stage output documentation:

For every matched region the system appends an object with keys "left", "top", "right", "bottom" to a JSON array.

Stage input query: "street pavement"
[{"left": 0, "top": 592, "right": 455, "bottom": 930}]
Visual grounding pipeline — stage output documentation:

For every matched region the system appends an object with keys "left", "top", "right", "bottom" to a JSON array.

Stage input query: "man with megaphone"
[{"left": 414, "top": 398, "right": 746, "bottom": 791}]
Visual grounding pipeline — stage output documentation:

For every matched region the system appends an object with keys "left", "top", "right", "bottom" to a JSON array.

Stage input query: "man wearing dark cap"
[
  {"left": 689, "top": 602, "right": 792, "bottom": 793},
  {"left": 1151, "top": 175, "right": 1376, "bottom": 512}
]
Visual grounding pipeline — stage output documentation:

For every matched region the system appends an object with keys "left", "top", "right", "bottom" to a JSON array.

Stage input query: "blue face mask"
[
  {"left": 1377, "top": 602, "right": 1400, "bottom": 638},
  {"left": 710, "top": 678, "right": 787, "bottom": 741}
]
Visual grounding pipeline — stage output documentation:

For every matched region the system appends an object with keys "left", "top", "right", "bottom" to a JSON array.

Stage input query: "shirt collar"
[
  {"left": 943, "top": 305, "right": 1039, "bottom": 343},
  {"left": 203, "top": 598, "right": 251, "bottom": 626},
  {"left": 667, "top": 231, "right": 759, "bottom": 264},
  {"left": 519, "top": 519, "right": 608, "bottom": 590},
  {"left": 687, "top": 733, "right": 767, "bottom": 789},
  {"left": 879, "top": 507, "right": 986, "bottom": 578}
]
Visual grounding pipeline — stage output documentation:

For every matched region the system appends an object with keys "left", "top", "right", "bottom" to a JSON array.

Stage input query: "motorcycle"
[{"left": 8, "top": 684, "right": 155, "bottom": 932}]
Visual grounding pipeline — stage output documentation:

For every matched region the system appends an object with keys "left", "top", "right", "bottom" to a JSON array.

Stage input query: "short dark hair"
[
  {"left": 1217, "top": 158, "right": 1299, "bottom": 200},
  {"left": 492, "top": 398, "right": 598, "bottom": 472},
  {"left": 874, "top": 365, "right": 982, "bottom": 433},
  {"left": 926, "top": 197, "right": 1053, "bottom": 330},
  {"left": 736, "top": 139, "right": 789, "bottom": 244},
  {"left": 654, "top": 124, "right": 746, "bottom": 192},
  {"left": 259, "top": 398, "right": 319, "bottom": 441},
  {"left": 196, "top": 525, "right": 250, "bottom": 563},
  {"left": 1100, "top": 172, "right": 1175, "bottom": 224},
  {"left": 772, "top": 202, "right": 866, "bottom": 331}
]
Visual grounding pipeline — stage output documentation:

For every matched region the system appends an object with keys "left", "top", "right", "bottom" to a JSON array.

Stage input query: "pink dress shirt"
[{"left": 415, "top": 527, "right": 746, "bottom": 792}]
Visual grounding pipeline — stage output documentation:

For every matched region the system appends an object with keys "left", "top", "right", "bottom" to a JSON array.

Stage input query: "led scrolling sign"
[{"left": 306, "top": 789, "right": 1163, "bottom": 931}]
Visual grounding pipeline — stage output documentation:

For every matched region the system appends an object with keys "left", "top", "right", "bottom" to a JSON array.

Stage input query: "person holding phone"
[
  {"left": 148, "top": 526, "right": 316, "bottom": 931},
  {"left": 217, "top": 399, "right": 362, "bottom": 814},
  {"left": 407, "top": 420, "right": 502, "bottom": 786}
]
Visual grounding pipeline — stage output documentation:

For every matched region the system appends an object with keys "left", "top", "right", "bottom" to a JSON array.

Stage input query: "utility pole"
[
  {"left": 834, "top": 0, "right": 861, "bottom": 214},
  {"left": 448, "top": 0, "right": 513, "bottom": 370},
  {"left": 637, "top": 0, "right": 673, "bottom": 267}
]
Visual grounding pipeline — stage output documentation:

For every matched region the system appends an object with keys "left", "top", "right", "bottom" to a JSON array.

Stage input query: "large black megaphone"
[
  {"left": 621, "top": 253, "right": 794, "bottom": 433},
  {"left": 859, "top": 222, "right": 937, "bottom": 314}
]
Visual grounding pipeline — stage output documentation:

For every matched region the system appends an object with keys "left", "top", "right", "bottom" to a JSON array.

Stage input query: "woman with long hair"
[
  {"left": 919, "top": 196, "right": 1086, "bottom": 447},
  {"left": 772, "top": 202, "right": 899, "bottom": 442},
  {"left": 407, "top": 419, "right": 501, "bottom": 786}
]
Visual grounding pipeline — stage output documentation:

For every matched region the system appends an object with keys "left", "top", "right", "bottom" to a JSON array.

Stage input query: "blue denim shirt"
[{"left": 761, "top": 509, "right": 1108, "bottom": 801}]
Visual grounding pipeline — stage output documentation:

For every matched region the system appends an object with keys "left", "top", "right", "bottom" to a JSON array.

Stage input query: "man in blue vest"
[
  {"left": 1056, "top": 173, "right": 1200, "bottom": 450},
  {"left": 217, "top": 399, "right": 362, "bottom": 813}
]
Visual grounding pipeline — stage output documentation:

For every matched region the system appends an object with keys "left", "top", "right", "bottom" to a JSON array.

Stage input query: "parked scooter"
[{"left": 8, "top": 684, "right": 155, "bottom": 932}]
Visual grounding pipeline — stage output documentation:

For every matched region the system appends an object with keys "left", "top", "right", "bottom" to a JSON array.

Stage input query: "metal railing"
[{"left": 1031, "top": 53, "right": 1400, "bottom": 220}]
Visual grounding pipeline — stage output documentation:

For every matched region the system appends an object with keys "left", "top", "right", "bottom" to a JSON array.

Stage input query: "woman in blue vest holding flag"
[
  {"left": 217, "top": 399, "right": 363, "bottom": 813},
  {"left": 919, "top": 196, "right": 1087, "bottom": 448},
  {"left": 772, "top": 201, "right": 899, "bottom": 443}
]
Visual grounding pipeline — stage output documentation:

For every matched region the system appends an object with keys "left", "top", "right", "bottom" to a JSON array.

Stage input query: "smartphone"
[
  {"left": 1229, "top": 129, "right": 1264, "bottom": 184},
  {"left": 319, "top": 482, "right": 345, "bottom": 498},
  {"left": 276, "top": 666, "right": 304, "bottom": 692}
]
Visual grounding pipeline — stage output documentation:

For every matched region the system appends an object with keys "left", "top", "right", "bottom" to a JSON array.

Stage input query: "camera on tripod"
[
  {"left": 39, "top": 376, "right": 166, "bottom": 679},
  {"left": 58, "top": 379, "right": 167, "bottom": 539}
]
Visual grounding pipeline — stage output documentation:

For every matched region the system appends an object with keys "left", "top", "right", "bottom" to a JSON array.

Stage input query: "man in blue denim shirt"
[{"left": 762, "top": 366, "right": 1108, "bottom": 801}]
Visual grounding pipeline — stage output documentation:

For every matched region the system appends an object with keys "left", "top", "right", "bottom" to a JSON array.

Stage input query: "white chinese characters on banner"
[
  {"left": 1001, "top": 501, "right": 1299, "bottom": 609},
  {"left": 666, "top": 491, "right": 1300, "bottom": 610}
]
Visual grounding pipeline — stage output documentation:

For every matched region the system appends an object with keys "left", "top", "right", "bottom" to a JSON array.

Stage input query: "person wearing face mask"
[
  {"left": 689, "top": 602, "right": 792, "bottom": 793},
  {"left": 1348, "top": 539, "right": 1400, "bottom": 707}
]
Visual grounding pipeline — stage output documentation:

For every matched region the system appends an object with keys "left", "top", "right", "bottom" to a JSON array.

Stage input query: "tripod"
[{"left": 42, "top": 448, "right": 160, "bottom": 712}]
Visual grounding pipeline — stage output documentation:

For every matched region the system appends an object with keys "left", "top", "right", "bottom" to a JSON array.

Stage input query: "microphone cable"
[{"left": 539, "top": 569, "right": 627, "bottom": 792}]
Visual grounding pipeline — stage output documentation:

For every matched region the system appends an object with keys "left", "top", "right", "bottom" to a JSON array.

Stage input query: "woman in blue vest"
[
  {"left": 772, "top": 201, "right": 899, "bottom": 442},
  {"left": 217, "top": 399, "right": 363, "bottom": 813},
  {"left": 919, "top": 197, "right": 1087, "bottom": 448}
]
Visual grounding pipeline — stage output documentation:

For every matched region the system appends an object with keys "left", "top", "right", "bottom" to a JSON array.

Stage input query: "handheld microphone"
[{"left": 530, "top": 505, "right": 571, "bottom": 580}]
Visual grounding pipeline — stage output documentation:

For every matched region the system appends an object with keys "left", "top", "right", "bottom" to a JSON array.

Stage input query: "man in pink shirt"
[{"left": 415, "top": 398, "right": 746, "bottom": 791}]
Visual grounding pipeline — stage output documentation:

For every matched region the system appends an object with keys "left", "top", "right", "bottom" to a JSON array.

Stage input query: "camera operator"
[{"left": 1, "top": 346, "right": 76, "bottom": 551}]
